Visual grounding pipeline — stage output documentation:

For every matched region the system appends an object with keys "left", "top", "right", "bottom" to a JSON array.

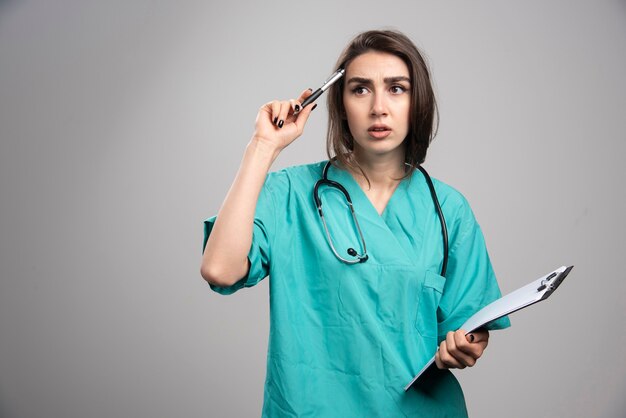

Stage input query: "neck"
[{"left": 348, "top": 149, "right": 406, "bottom": 191}]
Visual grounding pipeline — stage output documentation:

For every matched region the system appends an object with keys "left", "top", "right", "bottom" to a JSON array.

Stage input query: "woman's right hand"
[{"left": 252, "top": 88, "right": 316, "bottom": 152}]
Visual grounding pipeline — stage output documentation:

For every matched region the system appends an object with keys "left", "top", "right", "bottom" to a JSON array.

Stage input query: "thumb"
[
  {"left": 465, "top": 329, "right": 489, "bottom": 344},
  {"left": 293, "top": 103, "right": 317, "bottom": 132}
]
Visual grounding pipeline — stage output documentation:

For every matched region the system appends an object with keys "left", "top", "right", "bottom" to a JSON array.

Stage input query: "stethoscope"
[{"left": 313, "top": 159, "right": 449, "bottom": 277}]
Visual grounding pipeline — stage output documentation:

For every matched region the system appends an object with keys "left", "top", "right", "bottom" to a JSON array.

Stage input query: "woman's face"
[{"left": 342, "top": 51, "right": 411, "bottom": 161}]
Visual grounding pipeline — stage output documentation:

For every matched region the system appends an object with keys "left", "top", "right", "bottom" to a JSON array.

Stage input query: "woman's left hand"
[{"left": 434, "top": 329, "right": 489, "bottom": 369}]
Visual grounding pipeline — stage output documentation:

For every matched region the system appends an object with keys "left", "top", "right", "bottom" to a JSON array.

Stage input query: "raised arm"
[{"left": 200, "top": 89, "right": 315, "bottom": 287}]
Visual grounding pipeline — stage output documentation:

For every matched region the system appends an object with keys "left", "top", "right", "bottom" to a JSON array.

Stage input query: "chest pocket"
[{"left": 414, "top": 270, "right": 446, "bottom": 339}]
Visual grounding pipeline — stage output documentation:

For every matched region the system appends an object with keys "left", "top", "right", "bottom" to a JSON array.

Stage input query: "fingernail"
[
  {"left": 278, "top": 120, "right": 284, "bottom": 128},
  {"left": 469, "top": 334, "right": 475, "bottom": 342},
  {"left": 308, "top": 88, "right": 313, "bottom": 91},
  {"left": 273, "top": 117, "right": 278, "bottom": 125},
  {"left": 295, "top": 104, "right": 300, "bottom": 112},
  {"left": 312, "top": 104, "right": 318, "bottom": 111}
]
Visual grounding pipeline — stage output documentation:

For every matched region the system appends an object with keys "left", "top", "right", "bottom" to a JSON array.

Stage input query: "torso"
[{"left": 209, "top": 160, "right": 498, "bottom": 417}]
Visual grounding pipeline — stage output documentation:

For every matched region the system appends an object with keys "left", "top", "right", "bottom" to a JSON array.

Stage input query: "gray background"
[{"left": 1, "top": 1, "right": 625, "bottom": 417}]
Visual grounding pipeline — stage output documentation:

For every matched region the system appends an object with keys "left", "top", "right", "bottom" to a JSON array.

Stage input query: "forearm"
[{"left": 201, "top": 139, "right": 280, "bottom": 286}]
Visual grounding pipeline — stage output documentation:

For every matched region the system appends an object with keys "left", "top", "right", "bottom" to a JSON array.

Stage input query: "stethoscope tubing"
[
  {"left": 415, "top": 165, "right": 448, "bottom": 277},
  {"left": 314, "top": 159, "right": 448, "bottom": 276}
]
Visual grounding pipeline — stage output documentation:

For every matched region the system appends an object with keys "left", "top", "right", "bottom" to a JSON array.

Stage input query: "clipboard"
[{"left": 404, "top": 265, "right": 574, "bottom": 391}]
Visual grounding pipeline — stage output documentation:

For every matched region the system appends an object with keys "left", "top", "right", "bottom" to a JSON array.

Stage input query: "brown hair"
[{"left": 326, "top": 29, "right": 438, "bottom": 185}]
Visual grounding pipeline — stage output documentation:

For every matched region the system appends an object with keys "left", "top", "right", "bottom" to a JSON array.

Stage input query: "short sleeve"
[
  {"left": 436, "top": 198, "right": 511, "bottom": 343},
  {"left": 202, "top": 175, "right": 277, "bottom": 295}
]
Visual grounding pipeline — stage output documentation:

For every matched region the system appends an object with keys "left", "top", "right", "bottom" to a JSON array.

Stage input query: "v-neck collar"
[
  {"left": 328, "top": 161, "right": 412, "bottom": 220},
  {"left": 325, "top": 161, "right": 421, "bottom": 266}
]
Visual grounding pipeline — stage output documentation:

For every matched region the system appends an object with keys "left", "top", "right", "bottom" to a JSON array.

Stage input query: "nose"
[{"left": 370, "top": 92, "right": 388, "bottom": 117}]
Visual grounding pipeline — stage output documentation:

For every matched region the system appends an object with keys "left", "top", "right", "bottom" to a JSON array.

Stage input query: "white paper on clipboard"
[{"left": 404, "top": 265, "right": 574, "bottom": 391}]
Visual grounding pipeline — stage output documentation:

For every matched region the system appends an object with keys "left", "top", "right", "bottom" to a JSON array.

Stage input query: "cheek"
[
  {"left": 344, "top": 108, "right": 356, "bottom": 124},
  {"left": 342, "top": 96, "right": 353, "bottom": 117},
  {"left": 398, "top": 101, "right": 411, "bottom": 128},
  {"left": 342, "top": 102, "right": 359, "bottom": 127},
  {"left": 344, "top": 113, "right": 358, "bottom": 137}
]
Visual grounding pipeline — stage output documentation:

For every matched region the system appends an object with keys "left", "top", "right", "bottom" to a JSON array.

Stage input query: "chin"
[{"left": 353, "top": 137, "right": 406, "bottom": 155}]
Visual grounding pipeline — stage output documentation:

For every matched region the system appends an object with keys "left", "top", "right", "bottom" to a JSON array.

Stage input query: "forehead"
[{"left": 345, "top": 51, "right": 410, "bottom": 79}]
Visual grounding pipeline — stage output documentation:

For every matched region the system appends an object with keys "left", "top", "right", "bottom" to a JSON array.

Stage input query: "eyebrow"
[{"left": 346, "top": 76, "right": 411, "bottom": 85}]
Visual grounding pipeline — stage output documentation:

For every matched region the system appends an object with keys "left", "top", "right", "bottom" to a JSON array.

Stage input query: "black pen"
[{"left": 295, "top": 68, "right": 345, "bottom": 115}]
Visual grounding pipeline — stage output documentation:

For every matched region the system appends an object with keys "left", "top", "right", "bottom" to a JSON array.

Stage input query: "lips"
[{"left": 368, "top": 124, "right": 392, "bottom": 139}]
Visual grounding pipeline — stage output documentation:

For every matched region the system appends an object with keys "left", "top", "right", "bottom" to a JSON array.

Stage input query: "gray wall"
[{"left": 1, "top": 1, "right": 624, "bottom": 417}]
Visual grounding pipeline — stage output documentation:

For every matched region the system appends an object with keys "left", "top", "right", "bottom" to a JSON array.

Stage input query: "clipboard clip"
[
  {"left": 537, "top": 266, "right": 573, "bottom": 299},
  {"left": 537, "top": 273, "right": 556, "bottom": 292}
]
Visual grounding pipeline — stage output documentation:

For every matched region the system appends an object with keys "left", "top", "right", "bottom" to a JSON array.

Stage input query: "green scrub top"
[{"left": 203, "top": 160, "right": 510, "bottom": 417}]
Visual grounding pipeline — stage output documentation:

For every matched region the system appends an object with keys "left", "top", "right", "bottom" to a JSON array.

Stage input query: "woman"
[{"left": 201, "top": 29, "right": 510, "bottom": 417}]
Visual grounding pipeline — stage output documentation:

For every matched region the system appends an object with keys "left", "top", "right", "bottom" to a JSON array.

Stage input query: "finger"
[
  {"left": 434, "top": 350, "right": 444, "bottom": 369},
  {"left": 454, "top": 330, "right": 482, "bottom": 361},
  {"left": 276, "top": 100, "right": 290, "bottom": 129},
  {"left": 288, "top": 89, "right": 317, "bottom": 129},
  {"left": 297, "top": 88, "right": 314, "bottom": 104},
  {"left": 466, "top": 328, "right": 489, "bottom": 344},
  {"left": 269, "top": 101, "right": 280, "bottom": 126},
  {"left": 465, "top": 329, "right": 489, "bottom": 359},
  {"left": 439, "top": 337, "right": 464, "bottom": 369},
  {"left": 292, "top": 101, "right": 317, "bottom": 133},
  {"left": 289, "top": 99, "right": 301, "bottom": 115},
  {"left": 292, "top": 89, "right": 313, "bottom": 116},
  {"left": 446, "top": 331, "right": 475, "bottom": 367}
]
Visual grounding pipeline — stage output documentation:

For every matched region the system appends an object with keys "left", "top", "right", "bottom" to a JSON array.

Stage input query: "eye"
[
  {"left": 390, "top": 85, "right": 408, "bottom": 94},
  {"left": 351, "top": 86, "right": 369, "bottom": 95}
]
